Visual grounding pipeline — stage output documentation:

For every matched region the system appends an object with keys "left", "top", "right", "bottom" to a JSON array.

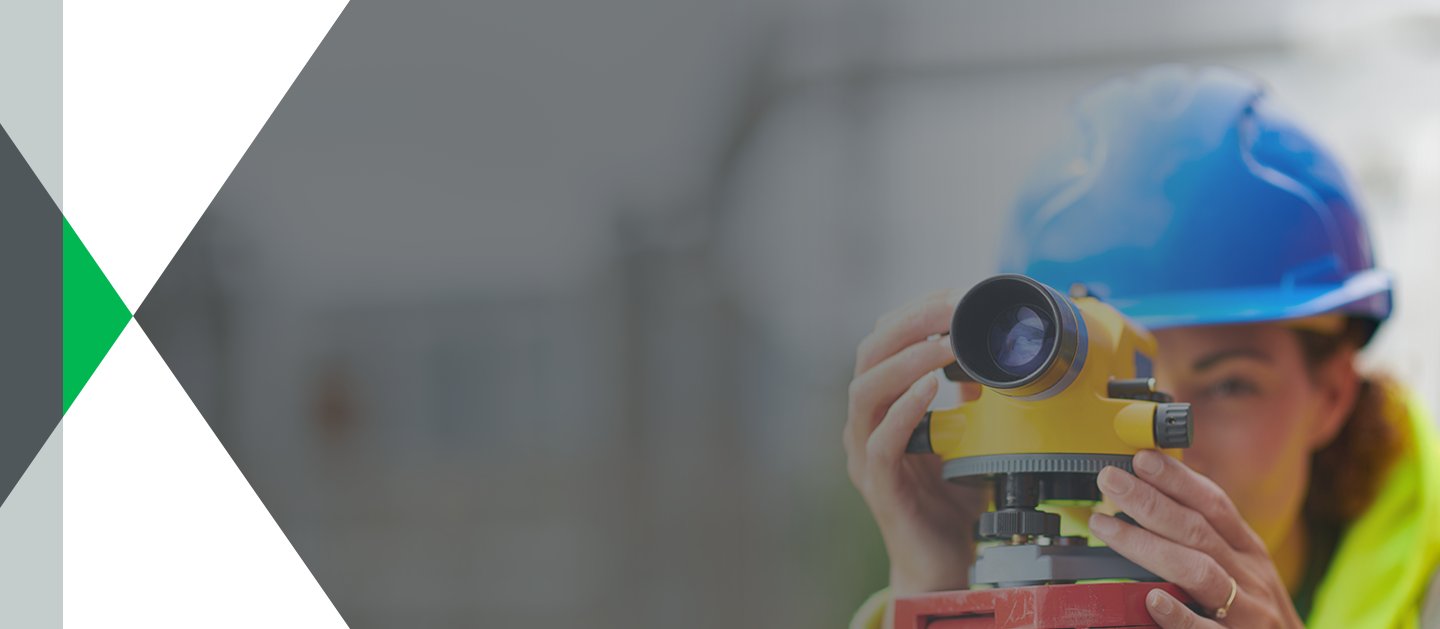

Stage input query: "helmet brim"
[{"left": 1107, "top": 268, "right": 1393, "bottom": 330}]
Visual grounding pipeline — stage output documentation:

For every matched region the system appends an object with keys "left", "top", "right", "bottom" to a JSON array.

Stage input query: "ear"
[{"left": 1309, "top": 344, "right": 1360, "bottom": 450}]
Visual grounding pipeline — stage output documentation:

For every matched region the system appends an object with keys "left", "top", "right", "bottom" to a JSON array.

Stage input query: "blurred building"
[{"left": 137, "top": 1, "right": 1440, "bottom": 627}]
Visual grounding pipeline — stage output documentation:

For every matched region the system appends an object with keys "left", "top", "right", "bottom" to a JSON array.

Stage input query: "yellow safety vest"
[
  {"left": 1308, "top": 387, "right": 1440, "bottom": 628},
  {"left": 851, "top": 388, "right": 1440, "bottom": 629}
]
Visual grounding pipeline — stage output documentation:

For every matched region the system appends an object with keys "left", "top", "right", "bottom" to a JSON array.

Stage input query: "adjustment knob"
[
  {"left": 977, "top": 508, "right": 1061, "bottom": 538},
  {"left": 1154, "top": 403, "right": 1193, "bottom": 449}
]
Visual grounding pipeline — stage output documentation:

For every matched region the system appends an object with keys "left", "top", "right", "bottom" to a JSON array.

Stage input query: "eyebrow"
[{"left": 1192, "top": 348, "right": 1271, "bottom": 372}]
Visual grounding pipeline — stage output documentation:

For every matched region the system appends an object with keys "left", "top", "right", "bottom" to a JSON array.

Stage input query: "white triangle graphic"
[
  {"left": 0, "top": 0, "right": 61, "bottom": 208},
  {"left": 62, "top": 0, "right": 350, "bottom": 311},
  {"left": 0, "top": 421, "right": 61, "bottom": 629},
  {"left": 63, "top": 321, "right": 348, "bottom": 628}
]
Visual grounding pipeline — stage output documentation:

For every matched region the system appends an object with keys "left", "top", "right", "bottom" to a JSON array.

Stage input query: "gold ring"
[{"left": 1215, "top": 577, "right": 1238, "bottom": 619}]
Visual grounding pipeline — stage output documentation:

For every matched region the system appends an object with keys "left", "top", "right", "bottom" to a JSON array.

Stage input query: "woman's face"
[{"left": 1151, "top": 323, "right": 1356, "bottom": 551}]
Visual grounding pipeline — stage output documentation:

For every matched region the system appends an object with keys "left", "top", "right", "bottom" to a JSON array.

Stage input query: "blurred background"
[{"left": 135, "top": 1, "right": 1440, "bottom": 627}]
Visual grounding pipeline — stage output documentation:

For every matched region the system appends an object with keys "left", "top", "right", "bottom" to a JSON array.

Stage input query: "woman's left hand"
[{"left": 1088, "top": 449, "right": 1304, "bottom": 628}]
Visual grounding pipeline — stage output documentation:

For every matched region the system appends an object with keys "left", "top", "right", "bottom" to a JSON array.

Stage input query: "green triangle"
[{"left": 63, "top": 217, "right": 132, "bottom": 415}]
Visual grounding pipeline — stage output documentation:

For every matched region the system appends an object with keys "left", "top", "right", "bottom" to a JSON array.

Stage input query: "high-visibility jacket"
[
  {"left": 1308, "top": 387, "right": 1440, "bottom": 628},
  {"left": 851, "top": 388, "right": 1440, "bottom": 629}
]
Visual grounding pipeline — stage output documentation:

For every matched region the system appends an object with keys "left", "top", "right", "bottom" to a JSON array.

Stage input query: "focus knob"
[{"left": 1154, "top": 403, "right": 1193, "bottom": 449}]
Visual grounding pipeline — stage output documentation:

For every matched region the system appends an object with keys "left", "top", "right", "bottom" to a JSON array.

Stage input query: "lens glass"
[{"left": 989, "top": 305, "right": 1053, "bottom": 376}]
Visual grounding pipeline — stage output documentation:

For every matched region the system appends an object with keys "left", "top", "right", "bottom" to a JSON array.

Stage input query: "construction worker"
[{"left": 845, "top": 65, "right": 1440, "bottom": 628}]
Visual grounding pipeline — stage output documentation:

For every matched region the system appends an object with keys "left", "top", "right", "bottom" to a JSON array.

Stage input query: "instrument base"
[{"left": 893, "top": 582, "right": 1195, "bottom": 629}]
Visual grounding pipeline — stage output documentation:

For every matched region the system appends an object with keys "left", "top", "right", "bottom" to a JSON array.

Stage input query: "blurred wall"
[{"left": 137, "top": 1, "right": 1440, "bottom": 628}]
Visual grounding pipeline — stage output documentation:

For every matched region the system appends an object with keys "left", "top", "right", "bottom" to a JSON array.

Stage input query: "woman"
[{"left": 846, "top": 66, "right": 1440, "bottom": 628}]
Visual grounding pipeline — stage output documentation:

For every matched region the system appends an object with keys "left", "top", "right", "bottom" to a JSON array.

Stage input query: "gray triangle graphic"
[
  {"left": 0, "top": 0, "right": 61, "bottom": 209},
  {"left": 0, "top": 120, "right": 63, "bottom": 507}
]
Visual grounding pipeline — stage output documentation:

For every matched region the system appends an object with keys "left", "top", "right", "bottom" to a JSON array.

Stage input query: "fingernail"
[
  {"left": 1148, "top": 589, "right": 1174, "bottom": 614},
  {"left": 937, "top": 335, "right": 952, "bottom": 349},
  {"left": 1097, "top": 467, "right": 1134, "bottom": 496},
  {"left": 1134, "top": 450, "right": 1164, "bottom": 476},
  {"left": 1088, "top": 513, "right": 1118, "bottom": 535}
]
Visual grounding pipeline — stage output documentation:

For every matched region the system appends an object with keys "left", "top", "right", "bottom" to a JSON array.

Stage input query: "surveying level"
[{"left": 899, "top": 274, "right": 1196, "bottom": 628}]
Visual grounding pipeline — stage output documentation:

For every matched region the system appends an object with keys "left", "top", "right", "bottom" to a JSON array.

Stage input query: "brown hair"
[{"left": 1296, "top": 319, "right": 1407, "bottom": 524}]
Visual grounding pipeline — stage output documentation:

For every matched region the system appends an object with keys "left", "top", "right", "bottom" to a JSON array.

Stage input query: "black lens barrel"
[{"left": 950, "top": 275, "right": 1082, "bottom": 396}]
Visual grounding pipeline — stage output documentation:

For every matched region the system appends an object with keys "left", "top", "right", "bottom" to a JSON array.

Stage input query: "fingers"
[
  {"left": 873, "top": 288, "right": 956, "bottom": 333},
  {"left": 1088, "top": 513, "right": 1236, "bottom": 612},
  {"left": 846, "top": 336, "right": 955, "bottom": 455},
  {"left": 856, "top": 289, "right": 960, "bottom": 377},
  {"left": 866, "top": 375, "right": 937, "bottom": 470},
  {"left": 1131, "top": 450, "right": 1267, "bottom": 555},
  {"left": 1145, "top": 589, "right": 1222, "bottom": 629},
  {"left": 1096, "top": 467, "right": 1234, "bottom": 561},
  {"left": 958, "top": 382, "right": 983, "bottom": 403},
  {"left": 1096, "top": 459, "right": 1287, "bottom": 627}
]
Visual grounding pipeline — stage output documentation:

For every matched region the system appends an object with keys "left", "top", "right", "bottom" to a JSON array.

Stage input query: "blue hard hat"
[{"left": 1000, "top": 65, "right": 1392, "bottom": 337}]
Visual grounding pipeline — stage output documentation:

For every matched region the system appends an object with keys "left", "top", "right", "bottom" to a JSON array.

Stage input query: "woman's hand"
[
  {"left": 1089, "top": 450, "right": 1304, "bottom": 628},
  {"left": 844, "top": 289, "right": 988, "bottom": 597}
]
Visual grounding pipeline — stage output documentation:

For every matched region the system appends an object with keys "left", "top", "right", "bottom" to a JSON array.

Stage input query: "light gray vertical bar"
[
  {"left": 0, "top": 0, "right": 62, "bottom": 621},
  {"left": 0, "top": 422, "right": 62, "bottom": 629},
  {"left": 0, "top": 0, "right": 62, "bottom": 209}
]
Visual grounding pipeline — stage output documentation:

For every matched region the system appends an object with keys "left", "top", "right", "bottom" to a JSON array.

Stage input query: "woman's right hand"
[{"left": 845, "top": 288, "right": 988, "bottom": 597}]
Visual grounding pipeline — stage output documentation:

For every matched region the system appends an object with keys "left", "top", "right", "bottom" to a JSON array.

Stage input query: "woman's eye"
[{"left": 1207, "top": 378, "right": 1257, "bottom": 398}]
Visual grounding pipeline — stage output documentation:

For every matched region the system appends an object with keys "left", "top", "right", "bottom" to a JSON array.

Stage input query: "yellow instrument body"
[{"left": 930, "top": 296, "right": 1183, "bottom": 462}]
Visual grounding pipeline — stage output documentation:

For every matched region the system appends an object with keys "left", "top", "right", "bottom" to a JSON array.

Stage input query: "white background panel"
[
  {"left": 62, "top": 0, "right": 349, "bottom": 311},
  {"left": 63, "top": 321, "right": 347, "bottom": 628}
]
